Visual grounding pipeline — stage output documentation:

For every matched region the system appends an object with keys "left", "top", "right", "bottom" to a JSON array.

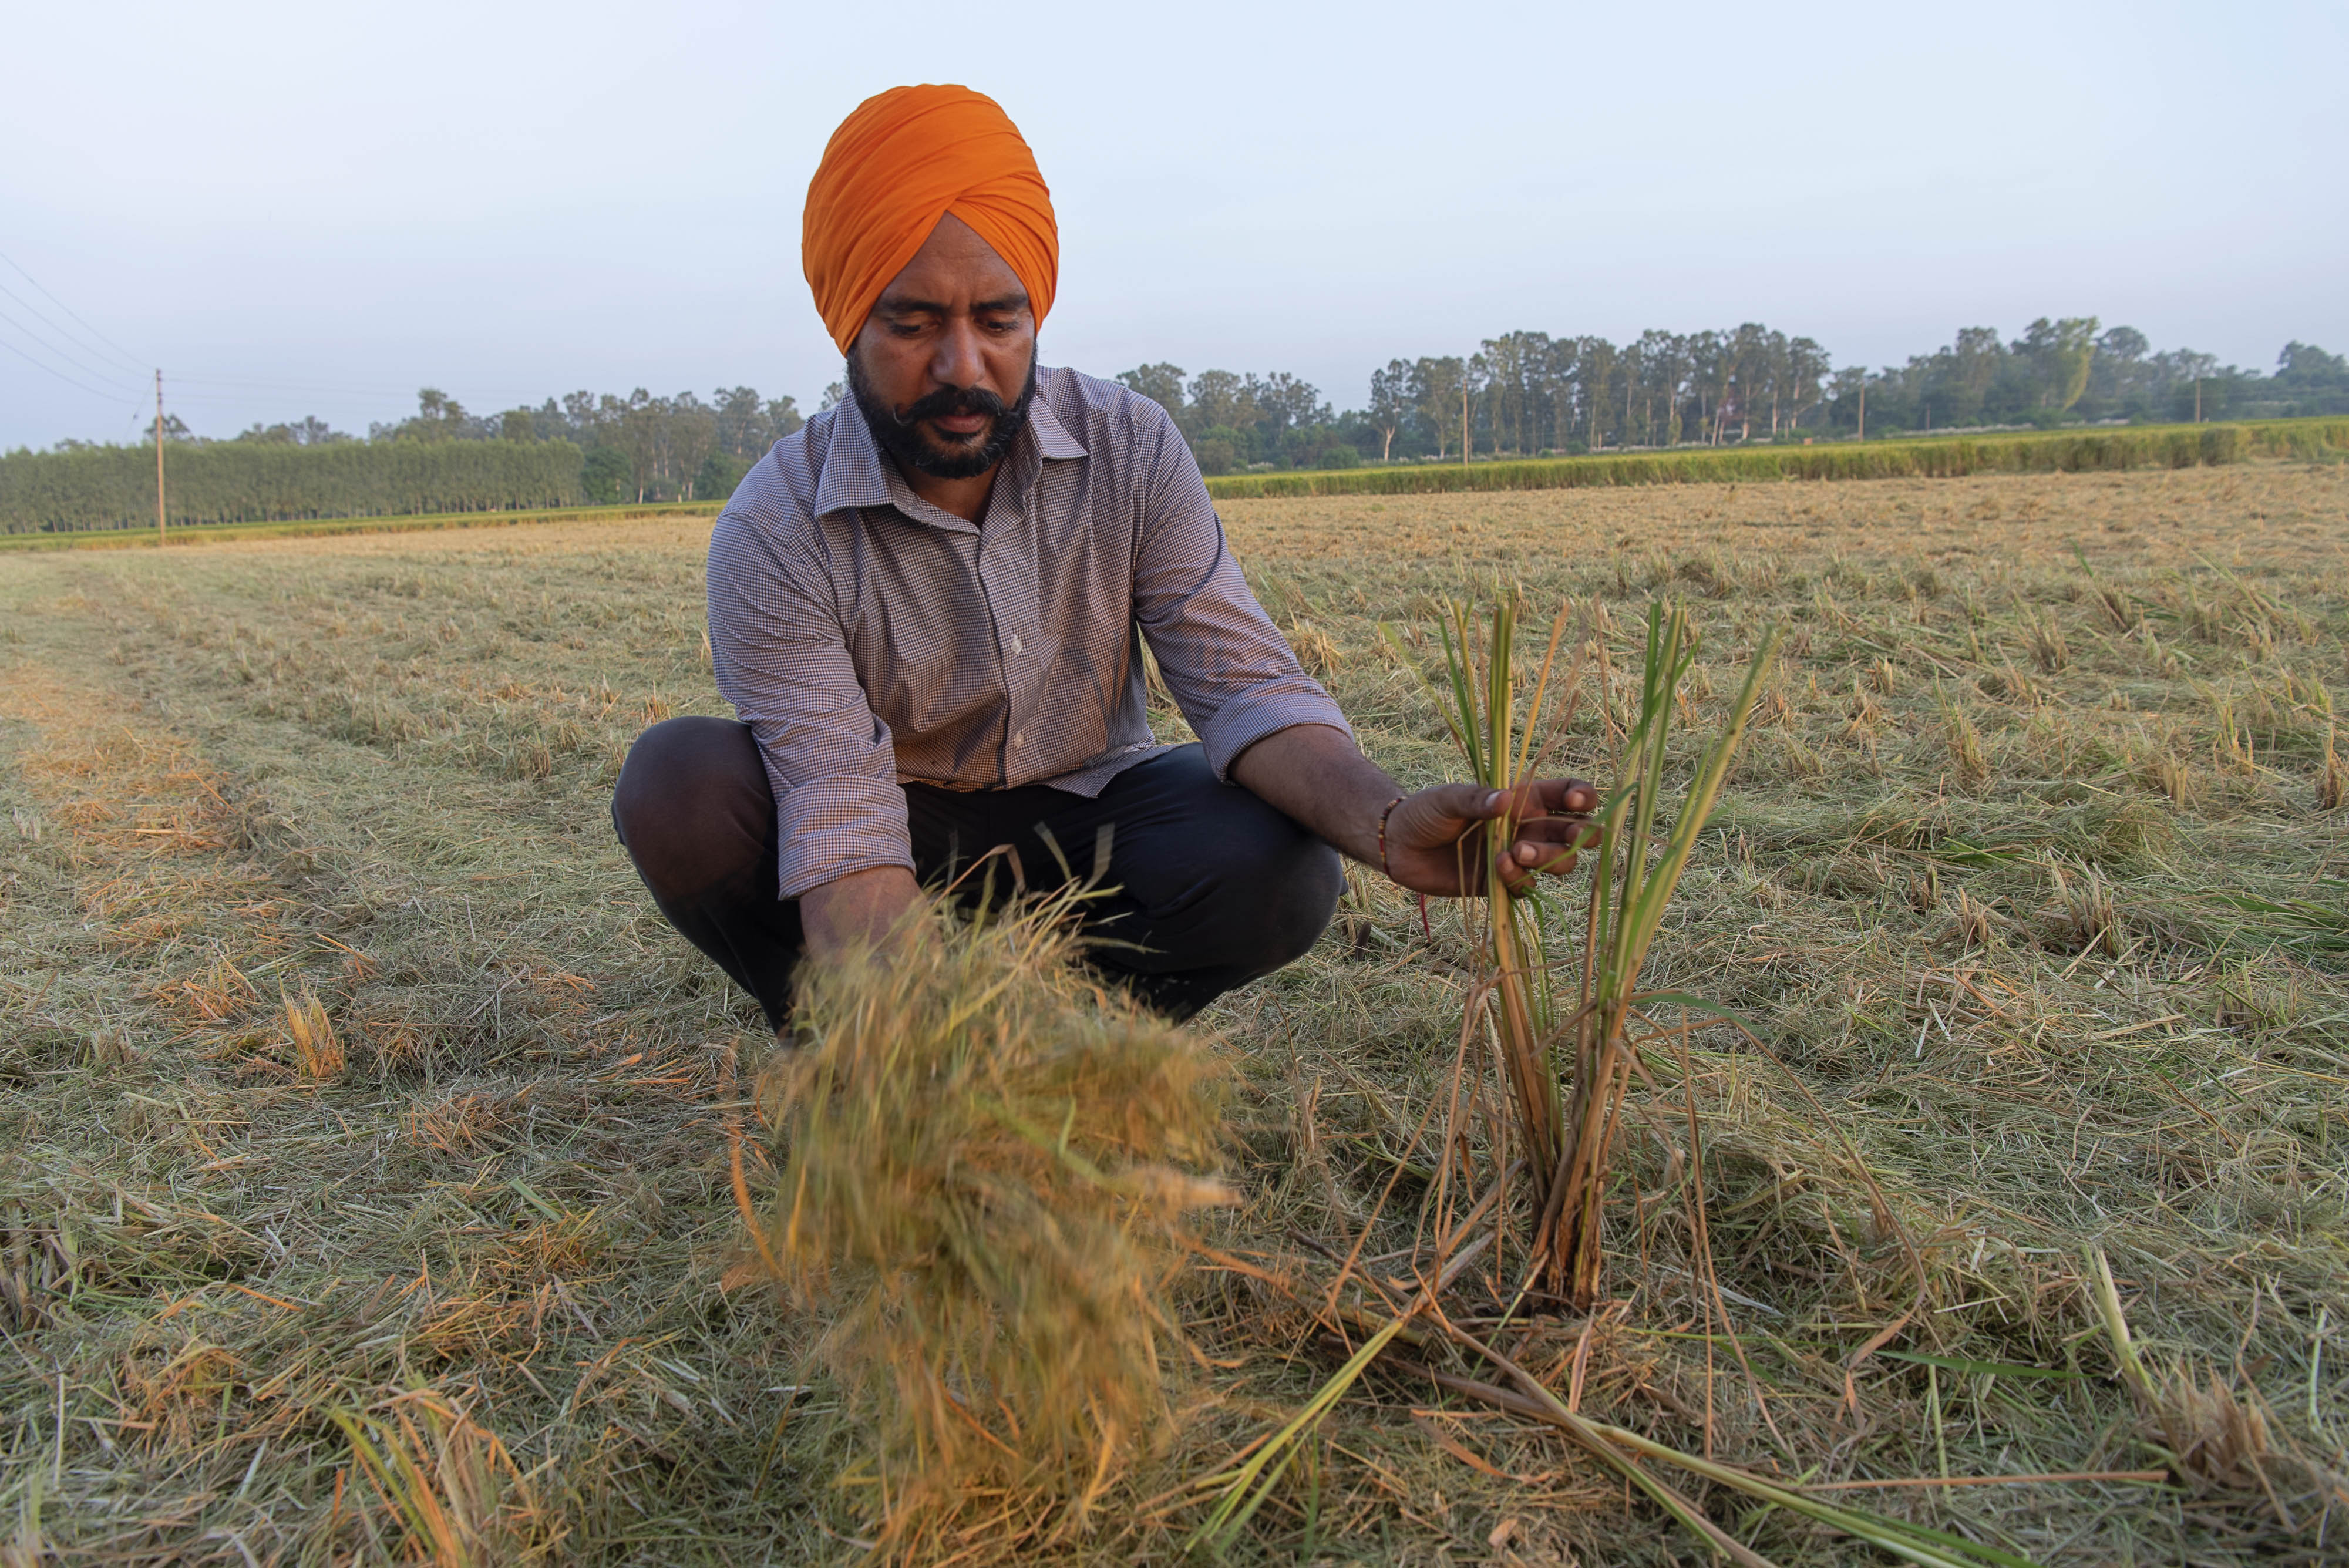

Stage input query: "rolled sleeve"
[
  {"left": 706, "top": 509, "right": 914, "bottom": 899},
  {"left": 770, "top": 773, "right": 913, "bottom": 901},
  {"left": 1186, "top": 676, "right": 1351, "bottom": 779},
  {"left": 1132, "top": 416, "right": 1352, "bottom": 779}
]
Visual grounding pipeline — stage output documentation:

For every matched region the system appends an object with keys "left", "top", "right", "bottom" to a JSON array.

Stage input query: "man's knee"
[
  {"left": 611, "top": 717, "right": 772, "bottom": 901},
  {"left": 1247, "top": 827, "right": 1344, "bottom": 968},
  {"left": 1162, "top": 795, "right": 1342, "bottom": 971}
]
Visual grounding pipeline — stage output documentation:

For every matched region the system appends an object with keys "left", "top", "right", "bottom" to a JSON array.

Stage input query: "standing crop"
[
  {"left": 1423, "top": 590, "right": 1776, "bottom": 1305},
  {"left": 1202, "top": 594, "right": 2029, "bottom": 1566}
]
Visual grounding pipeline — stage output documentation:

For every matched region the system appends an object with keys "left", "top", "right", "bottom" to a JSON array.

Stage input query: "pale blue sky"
[{"left": 3, "top": 0, "right": 2341, "bottom": 449}]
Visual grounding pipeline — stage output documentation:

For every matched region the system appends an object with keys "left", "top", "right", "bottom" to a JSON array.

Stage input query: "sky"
[{"left": 3, "top": 0, "right": 2342, "bottom": 450}]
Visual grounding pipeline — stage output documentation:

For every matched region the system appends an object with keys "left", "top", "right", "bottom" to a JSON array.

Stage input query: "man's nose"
[{"left": 929, "top": 316, "right": 987, "bottom": 391}]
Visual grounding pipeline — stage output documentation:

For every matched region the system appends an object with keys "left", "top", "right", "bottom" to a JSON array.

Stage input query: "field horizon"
[{"left": 8, "top": 415, "right": 2343, "bottom": 549}]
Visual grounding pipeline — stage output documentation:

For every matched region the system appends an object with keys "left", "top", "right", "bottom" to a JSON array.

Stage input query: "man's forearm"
[
  {"left": 1228, "top": 724, "right": 1399, "bottom": 867},
  {"left": 799, "top": 864, "right": 923, "bottom": 963}
]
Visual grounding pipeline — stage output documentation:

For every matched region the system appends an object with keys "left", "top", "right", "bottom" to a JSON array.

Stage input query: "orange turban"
[{"left": 802, "top": 85, "right": 1059, "bottom": 356}]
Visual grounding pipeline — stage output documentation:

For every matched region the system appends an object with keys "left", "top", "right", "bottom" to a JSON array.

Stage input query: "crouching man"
[{"left": 613, "top": 83, "right": 1597, "bottom": 1027}]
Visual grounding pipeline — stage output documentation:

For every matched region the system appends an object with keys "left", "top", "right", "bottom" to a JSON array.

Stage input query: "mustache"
[{"left": 887, "top": 383, "right": 1011, "bottom": 429}]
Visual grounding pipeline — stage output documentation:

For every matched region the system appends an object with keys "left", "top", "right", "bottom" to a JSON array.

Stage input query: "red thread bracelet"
[{"left": 1375, "top": 795, "right": 1405, "bottom": 879}]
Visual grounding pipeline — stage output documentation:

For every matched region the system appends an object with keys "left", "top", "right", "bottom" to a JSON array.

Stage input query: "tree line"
[
  {"left": 102, "top": 384, "right": 811, "bottom": 505},
  {"left": 1118, "top": 322, "right": 2349, "bottom": 474},
  {"left": 0, "top": 439, "right": 587, "bottom": 535},
  {"left": 6, "top": 385, "right": 811, "bottom": 533},
  {"left": 302, "top": 386, "right": 802, "bottom": 503},
  {"left": 362, "top": 386, "right": 807, "bottom": 503},
  {"left": 8, "top": 318, "right": 2345, "bottom": 530}
]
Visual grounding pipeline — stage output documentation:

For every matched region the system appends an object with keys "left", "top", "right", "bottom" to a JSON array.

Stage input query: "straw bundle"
[{"left": 755, "top": 896, "right": 1231, "bottom": 1513}]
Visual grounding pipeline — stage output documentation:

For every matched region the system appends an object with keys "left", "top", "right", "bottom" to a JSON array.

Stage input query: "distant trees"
[
  {"left": 235, "top": 415, "right": 352, "bottom": 446},
  {"left": 2272, "top": 342, "right": 2349, "bottom": 407},
  {"left": 0, "top": 439, "right": 585, "bottom": 534},
  {"left": 1412, "top": 358, "right": 1464, "bottom": 460},
  {"left": 1113, "top": 363, "right": 1186, "bottom": 422},
  {"left": 506, "top": 386, "right": 802, "bottom": 504},
  {"left": 1280, "top": 329, "right": 1840, "bottom": 464},
  {"left": 351, "top": 385, "right": 805, "bottom": 504},
  {"left": 3, "top": 381, "right": 814, "bottom": 533},
  {"left": 1105, "top": 365, "right": 1358, "bottom": 475},
  {"left": 1835, "top": 319, "right": 2349, "bottom": 435},
  {"left": 1293, "top": 321, "right": 2348, "bottom": 467},
  {"left": 15, "top": 315, "right": 2345, "bottom": 532},
  {"left": 369, "top": 388, "right": 479, "bottom": 443},
  {"left": 1367, "top": 361, "right": 1411, "bottom": 460}
]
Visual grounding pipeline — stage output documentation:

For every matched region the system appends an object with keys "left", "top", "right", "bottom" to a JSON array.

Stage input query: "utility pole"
[
  {"left": 2194, "top": 378, "right": 2202, "bottom": 423},
  {"left": 1857, "top": 381, "right": 1867, "bottom": 442},
  {"left": 154, "top": 369, "right": 166, "bottom": 547},
  {"left": 1460, "top": 385, "right": 1469, "bottom": 469}
]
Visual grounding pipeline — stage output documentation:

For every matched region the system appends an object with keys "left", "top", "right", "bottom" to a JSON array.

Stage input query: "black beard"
[{"left": 848, "top": 351, "right": 1038, "bottom": 481}]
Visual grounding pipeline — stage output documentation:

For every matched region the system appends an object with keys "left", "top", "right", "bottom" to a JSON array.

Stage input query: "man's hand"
[
  {"left": 1381, "top": 778, "right": 1601, "bottom": 897},
  {"left": 1228, "top": 725, "right": 1600, "bottom": 898}
]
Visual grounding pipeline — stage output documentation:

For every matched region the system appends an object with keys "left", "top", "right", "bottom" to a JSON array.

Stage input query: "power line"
[
  {"left": 176, "top": 374, "right": 560, "bottom": 401},
  {"left": 0, "top": 245, "right": 149, "bottom": 375},
  {"left": 154, "top": 389, "right": 386, "bottom": 404},
  {"left": 0, "top": 331, "right": 145, "bottom": 404},
  {"left": 0, "top": 301, "right": 147, "bottom": 395},
  {"left": 173, "top": 378, "right": 451, "bottom": 401},
  {"left": 0, "top": 277, "right": 148, "bottom": 382}
]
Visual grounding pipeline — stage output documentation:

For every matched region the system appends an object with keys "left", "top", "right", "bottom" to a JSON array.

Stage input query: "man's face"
[{"left": 849, "top": 213, "right": 1038, "bottom": 481}]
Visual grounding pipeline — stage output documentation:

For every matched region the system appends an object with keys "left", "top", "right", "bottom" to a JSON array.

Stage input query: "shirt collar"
[
  {"left": 810, "top": 369, "right": 1086, "bottom": 525},
  {"left": 1027, "top": 375, "right": 1087, "bottom": 460},
  {"left": 809, "top": 394, "right": 894, "bottom": 520}
]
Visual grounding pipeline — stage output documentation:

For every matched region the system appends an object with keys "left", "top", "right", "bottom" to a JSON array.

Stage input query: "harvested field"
[{"left": 2, "top": 460, "right": 2345, "bottom": 1563}]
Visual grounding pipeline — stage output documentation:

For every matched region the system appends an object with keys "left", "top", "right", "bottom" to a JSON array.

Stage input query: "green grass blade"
[
  {"left": 1594, "top": 1421, "right": 2045, "bottom": 1568},
  {"left": 1877, "top": 1350, "right": 2082, "bottom": 1382},
  {"left": 1188, "top": 1314, "right": 1415, "bottom": 1555}
]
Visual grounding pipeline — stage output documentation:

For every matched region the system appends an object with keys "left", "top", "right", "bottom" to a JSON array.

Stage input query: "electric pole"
[
  {"left": 1857, "top": 381, "right": 1866, "bottom": 442},
  {"left": 1460, "top": 385, "right": 1469, "bottom": 469},
  {"left": 154, "top": 369, "right": 166, "bottom": 546}
]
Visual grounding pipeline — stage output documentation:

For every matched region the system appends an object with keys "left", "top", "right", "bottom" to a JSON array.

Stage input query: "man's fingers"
[
  {"left": 1411, "top": 781, "right": 1509, "bottom": 833},
  {"left": 1509, "top": 839, "right": 1581, "bottom": 874},
  {"left": 1510, "top": 816, "right": 1603, "bottom": 854},
  {"left": 1496, "top": 854, "right": 1571, "bottom": 894},
  {"left": 1522, "top": 776, "right": 1600, "bottom": 816},
  {"left": 1512, "top": 815, "right": 1600, "bottom": 842},
  {"left": 1412, "top": 779, "right": 1600, "bottom": 839}
]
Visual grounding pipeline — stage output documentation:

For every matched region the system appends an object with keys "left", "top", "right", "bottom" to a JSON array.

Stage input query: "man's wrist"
[
  {"left": 800, "top": 864, "right": 923, "bottom": 963},
  {"left": 1376, "top": 795, "right": 1405, "bottom": 879}
]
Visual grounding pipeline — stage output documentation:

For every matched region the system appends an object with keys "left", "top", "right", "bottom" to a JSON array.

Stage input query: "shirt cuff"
[
  {"left": 773, "top": 775, "right": 915, "bottom": 900},
  {"left": 1194, "top": 678, "right": 1354, "bottom": 781}
]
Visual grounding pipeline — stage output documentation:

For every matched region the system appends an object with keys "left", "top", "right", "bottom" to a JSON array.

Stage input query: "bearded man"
[{"left": 613, "top": 84, "right": 1598, "bottom": 1028}]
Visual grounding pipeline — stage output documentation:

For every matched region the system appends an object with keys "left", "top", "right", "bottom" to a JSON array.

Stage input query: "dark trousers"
[{"left": 610, "top": 718, "right": 1342, "bottom": 1027}]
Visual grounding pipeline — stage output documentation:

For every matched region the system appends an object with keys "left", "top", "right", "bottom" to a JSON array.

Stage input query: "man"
[{"left": 613, "top": 83, "right": 1597, "bottom": 1027}]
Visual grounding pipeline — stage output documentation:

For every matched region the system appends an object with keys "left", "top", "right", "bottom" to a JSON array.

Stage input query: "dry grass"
[
  {"left": 2, "top": 459, "right": 2346, "bottom": 1563},
  {"left": 755, "top": 896, "right": 1230, "bottom": 1548}
]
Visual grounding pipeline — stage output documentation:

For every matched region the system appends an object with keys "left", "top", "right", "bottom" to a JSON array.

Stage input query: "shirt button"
[
  {"left": 1009, "top": 635, "right": 1024, "bottom": 655},
  {"left": 1014, "top": 731, "right": 1026, "bottom": 747}
]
